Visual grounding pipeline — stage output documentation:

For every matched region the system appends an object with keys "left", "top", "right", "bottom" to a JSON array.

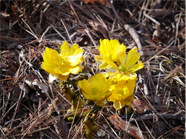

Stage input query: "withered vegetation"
[{"left": 0, "top": 0, "right": 185, "bottom": 138}]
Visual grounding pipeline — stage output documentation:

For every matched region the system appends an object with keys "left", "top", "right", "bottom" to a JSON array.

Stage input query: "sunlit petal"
[
  {"left": 118, "top": 51, "right": 126, "bottom": 66},
  {"left": 99, "top": 62, "right": 109, "bottom": 69},
  {"left": 95, "top": 39, "right": 127, "bottom": 70},
  {"left": 69, "top": 66, "right": 82, "bottom": 74},
  {"left": 113, "top": 100, "right": 122, "bottom": 110},
  {"left": 130, "top": 61, "right": 144, "bottom": 72},
  {"left": 78, "top": 73, "right": 113, "bottom": 106},
  {"left": 125, "top": 47, "right": 140, "bottom": 67},
  {"left": 125, "top": 95, "right": 134, "bottom": 105},
  {"left": 69, "top": 44, "right": 79, "bottom": 55},
  {"left": 60, "top": 41, "right": 69, "bottom": 57},
  {"left": 107, "top": 76, "right": 136, "bottom": 110},
  {"left": 104, "top": 55, "right": 118, "bottom": 70},
  {"left": 112, "top": 42, "right": 126, "bottom": 62}
]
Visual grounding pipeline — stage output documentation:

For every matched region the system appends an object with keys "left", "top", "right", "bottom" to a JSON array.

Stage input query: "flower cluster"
[
  {"left": 42, "top": 39, "right": 143, "bottom": 110},
  {"left": 94, "top": 39, "right": 144, "bottom": 109},
  {"left": 41, "top": 40, "right": 143, "bottom": 137}
]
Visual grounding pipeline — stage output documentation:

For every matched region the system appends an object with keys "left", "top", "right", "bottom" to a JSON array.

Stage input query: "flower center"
[
  {"left": 92, "top": 87, "right": 98, "bottom": 94},
  {"left": 118, "top": 90, "right": 123, "bottom": 95},
  {"left": 118, "top": 65, "right": 126, "bottom": 72}
]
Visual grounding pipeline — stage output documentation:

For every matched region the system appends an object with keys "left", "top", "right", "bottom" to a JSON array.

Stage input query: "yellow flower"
[
  {"left": 108, "top": 75, "right": 137, "bottom": 110},
  {"left": 42, "top": 41, "right": 84, "bottom": 81},
  {"left": 78, "top": 73, "right": 113, "bottom": 106},
  {"left": 104, "top": 47, "right": 144, "bottom": 81},
  {"left": 95, "top": 39, "right": 126, "bottom": 69}
]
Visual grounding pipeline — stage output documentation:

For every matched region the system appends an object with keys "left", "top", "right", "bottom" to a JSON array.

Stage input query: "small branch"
[
  {"left": 143, "top": 12, "right": 160, "bottom": 26},
  {"left": 124, "top": 24, "right": 143, "bottom": 55},
  {"left": 130, "top": 112, "right": 185, "bottom": 122}
]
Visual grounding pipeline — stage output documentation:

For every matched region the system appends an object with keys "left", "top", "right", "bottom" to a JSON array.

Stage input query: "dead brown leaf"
[
  {"left": 56, "top": 117, "right": 69, "bottom": 138},
  {"left": 25, "top": 75, "right": 49, "bottom": 95},
  {"left": 82, "top": 0, "right": 111, "bottom": 7},
  {"left": 131, "top": 98, "right": 151, "bottom": 114},
  {"left": 108, "top": 114, "right": 143, "bottom": 139},
  {"left": 88, "top": 21, "right": 109, "bottom": 39}
]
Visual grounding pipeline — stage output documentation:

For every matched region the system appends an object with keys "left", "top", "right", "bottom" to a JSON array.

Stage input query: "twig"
[
  {"left": 157, "top": 125, "right": 182, "bottom": 139},
  {"left": 100, "top": 112, "right": 120, "bottom": 139},
  {"left": 51, "top": 25, "right": 67, "bottom": 41},
  {"left": 144, "top": 40, "right": 174, "bottom": 63},
  {"left": 124, "top": 24, "right": 143, "bottom": 55},
  {"left": 39, "top": 26, "right": 52, "bottom": 43},
  {"left": 163, "top": 62, "right": 185, "bottom": 82},
  {"left": 143, "top": 12, "right": 160, "bottom": 26},
  {"left": 84, "top": 28, "right": 97, "bottom": 48},
  {"left": 67, "top": 96, "right": 81, "bottom": 139},
  {"left": 60, "top": 19, "right": 73, "bottom": 44},
  {"left": 9, "top": 91, "right": 23, "bottom": 130},
  {"left": 174, "top": 12, "right": 182, "bottom": 46},
  {"left": 140, "top": 118, "right": 155, "bottom": 139},
  {"left": 21, "top": 18, "right": 39, "bottom": 40},
  {"left": 130, "top": 112, "right": 185, "bottom": 122}
]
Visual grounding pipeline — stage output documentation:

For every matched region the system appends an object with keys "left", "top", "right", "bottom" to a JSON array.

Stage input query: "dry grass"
[{"left": 0, "top": 0, "right": 185, "bottom": 138}]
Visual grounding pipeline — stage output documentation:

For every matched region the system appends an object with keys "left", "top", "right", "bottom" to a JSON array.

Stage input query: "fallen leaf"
[
  {"left": 25, "top": 75, "right": 49, "bottom": 94},
  {"left": 56, "top": 117, "right": 69, "bottom": 138},
  {"left": 131, "top": 98, "right": 151, "bottom": 114},
  {"left": 82, "top": 0, "right": 111, "bottom": 7},
  {"left": 108, "top": 114, "right": 143, "bottom": 139},
  {"left": 74, "top": 34, "right": 90, "bottom": 46},
  {"left": 88, "top": 21, "right": 109, "bottom": 39},
  {"left": 10, "top": 85, "right": 20, "bottom": 101}
]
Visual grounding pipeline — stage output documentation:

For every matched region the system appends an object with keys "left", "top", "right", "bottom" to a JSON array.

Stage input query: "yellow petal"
[
  {"left": 120, "top": 100, "right": 126, "bottom": 108},
  {"left": 90, "top": 74, "right": 99, "bottom": 89},
  {"left": 43, "top": 47, "right": 61, "bottom": 64},
  {"left": 78, "top": 79, "right": 91, "bottom": 95},
  {"left": 60, "top": 41, "right": 69, "bottom": 57},
  {"left": 100, "top": 39, "right": 111, "bottom": 56},
  {"left": 82, "top": 91, "right": 95, "bottom": 100},
  {"left": 113, "top": 100, "right": 123, "bottom": 110},
  {"left": 130, "top": 61, "right": 144, "bottom": 72},
  {"left": 118, "top": 51, "right": 126, "bottom": 66},
  {"left": 57, "top": 74, "right": 69, "bottom": 81},
  {"left": 112, "top": 41, "right": 126, "bottom": 62},
  {"left": 78, "top": 73, "right": 113, "bottom": 104},
  {"left": 125, "top": 47, "right": 140, "bottom": 67},
  {"left": 125, "top": 95, "right": 134, "bottom": 105},
  {"left": 55, "top": 66, "right": 70, "bottom": 75},
  {"left": 69, "top": 66, "right": 82, "bottom": 74},
  {"left": 69, "top": 50, "right": 84, "bottom": 66},
  {"left": 110, "top": 39, "right": 119, "bottom": 48},
  {"left": 69, "top": 43, "right": 79, "bottom": 55},
  {"left": 112, "top": 73, "right": 122, "bottom": 81},
  {"left": 99, "top": 62, "right": 109, "bottom": 69},
  {"left": 104, "top": 55, "right": 118, "bottom": 70},
  {"left": 120, "top": 74, "right": 131, "bottom": 80},
  {"left": 42, "top": 63, "right": 56, "bottom": 75},
  {"left": 95, "top": 99, "right": 106, "bottom": 106},
  {"left": 121, "top": 87, "right": 131, "bottom": 100},
  {"left": 126, "top": 76, "right": 136, "bottom": 94}
]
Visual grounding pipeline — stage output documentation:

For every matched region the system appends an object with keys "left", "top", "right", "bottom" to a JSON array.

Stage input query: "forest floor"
[{"left": 0, "top": 0, "right": 185, "bottom": 138}]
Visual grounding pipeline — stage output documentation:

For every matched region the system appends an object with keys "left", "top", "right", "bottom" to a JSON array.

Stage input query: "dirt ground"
[{"left": 0, "top": 0, "right": 185, "bottom": 138}]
